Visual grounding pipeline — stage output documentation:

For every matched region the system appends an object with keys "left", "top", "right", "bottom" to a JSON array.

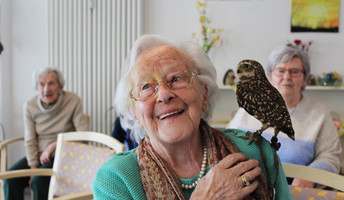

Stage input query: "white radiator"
[{"left": 48, "top": 0, "right": 143, "bottom": 134}]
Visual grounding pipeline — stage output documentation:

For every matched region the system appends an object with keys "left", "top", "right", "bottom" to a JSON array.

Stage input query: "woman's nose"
[
  {"left": 283, "top": 70, "right": 292, "bottom": 79},
  {"left": 156, "top": 82, "right": 175, "bottom": 103}
]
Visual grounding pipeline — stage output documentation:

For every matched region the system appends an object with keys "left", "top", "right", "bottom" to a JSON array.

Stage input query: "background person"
[
  {"left": 111, "top": 115, "right": 138, "bottom": 151},
  {"left": 93, "top": 34, "right": 292, "bottom": 199},
  {"left": 227, "top": 46, "right": 342, "bottom": 188},
  {"left": 3, "top": 67, "right": 89, "bottom": 200}
]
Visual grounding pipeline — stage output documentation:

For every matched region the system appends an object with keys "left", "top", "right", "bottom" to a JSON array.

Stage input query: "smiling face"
[
  {"left": 269, "top": 57, "right": 306, "bottom": 102},
  {"left": 38, "top": 71, "right": 62, "bottom": 105},
  {"left": 130, "top": 45, "right": 208, "bottom": 147}
]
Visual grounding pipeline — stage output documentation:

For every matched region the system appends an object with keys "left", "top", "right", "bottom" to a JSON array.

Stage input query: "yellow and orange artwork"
[{"left": 291, "top": 0, "right": 340, "bottom": 32}]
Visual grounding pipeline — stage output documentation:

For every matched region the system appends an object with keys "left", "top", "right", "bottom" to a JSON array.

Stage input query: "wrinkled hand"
[
  {"left": 40, "top": 141, "right": 57, "bottom": 165},
  {"left": 292, "top": 178, "right": 315, "bottom": 188},
  {"left": 190, "top": 153, "right": 261, "bottom": 200}
]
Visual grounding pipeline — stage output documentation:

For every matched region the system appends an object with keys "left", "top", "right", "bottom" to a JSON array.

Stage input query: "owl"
[{"left": 236, "top": 59, "right": 295, "bottom": 150}]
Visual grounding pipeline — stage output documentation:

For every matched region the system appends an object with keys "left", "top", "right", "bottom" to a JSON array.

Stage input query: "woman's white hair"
[
  {"left": 266, "top": 46, "right": 311, "bottom": 81},
  {"left": 114, "top": 34, "right": 220, "bottom": 143}
]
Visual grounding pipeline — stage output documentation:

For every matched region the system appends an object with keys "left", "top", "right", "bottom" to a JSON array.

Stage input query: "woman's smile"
[{"left": 158, "top": 109, "right": 184, "bottom": 120}]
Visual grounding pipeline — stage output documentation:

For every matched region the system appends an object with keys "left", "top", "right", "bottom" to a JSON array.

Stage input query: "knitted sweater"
[
  {"left": 24, "top": 91, "right": 89, "bottom": 166},
  {"left": 228, "top": 96, "right": 342, "bottom": 173},
  {"left": 93, "top": 129, "right": 292, "bottom": 200}
]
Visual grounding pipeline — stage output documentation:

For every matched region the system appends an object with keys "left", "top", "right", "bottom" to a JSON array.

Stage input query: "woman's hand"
[
  {"left": 292, "top": 178, "right": 315, "bottom": 188},
  {"left": 190, "top": 153, "right": 261, "bottom": 200},
  {"left": 40, "top": 141, "right": 57, "bottom": 165}
]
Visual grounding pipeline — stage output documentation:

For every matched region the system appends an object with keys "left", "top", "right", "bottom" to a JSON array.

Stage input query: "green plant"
[{"left": 192, "top": 0, "right": 223, "bottom": 54}]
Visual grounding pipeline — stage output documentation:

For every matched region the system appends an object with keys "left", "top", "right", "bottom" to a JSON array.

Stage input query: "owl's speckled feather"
[
  {"left": 236, "top": 59, "right": 295, "bottom": 150},
  {"left": 236, "top": 59, "right": 296, "bottom": 199}
]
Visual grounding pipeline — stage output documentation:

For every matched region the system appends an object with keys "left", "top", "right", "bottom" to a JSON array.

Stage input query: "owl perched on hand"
[{"left": 236, "top": 59, "right": 295, "bottom": 151}]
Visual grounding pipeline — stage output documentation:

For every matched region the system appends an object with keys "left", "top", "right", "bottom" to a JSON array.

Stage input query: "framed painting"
[{"left": 291, "top": 0, "right": 340, "bottom": 32}]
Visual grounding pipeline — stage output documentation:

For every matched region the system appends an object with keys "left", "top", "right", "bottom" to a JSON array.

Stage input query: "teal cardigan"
[{"left": 93, "top": 129, "right": 293, "bottom": 199}]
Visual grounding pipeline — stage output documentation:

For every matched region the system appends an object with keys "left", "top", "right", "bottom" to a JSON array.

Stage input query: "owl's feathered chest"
[
  {"left": 236, "top": 77, "right": 291, "bottom": 130},
  {"left": 237, "top": 77, "right": 274, "bottom": 106}
]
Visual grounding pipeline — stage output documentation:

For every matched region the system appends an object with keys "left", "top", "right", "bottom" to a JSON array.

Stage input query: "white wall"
[
  {"left": 1, "top": 0, "right": 344, "bottom": 165},
  {"left": 144, "top": 0, "right": 344, "bottom": 124},
  {"left": 144, "top": 0, "right": 344, "bottom": 82},
  {"left": 1, "top": 0, "right": 48, "bottom": 165}
]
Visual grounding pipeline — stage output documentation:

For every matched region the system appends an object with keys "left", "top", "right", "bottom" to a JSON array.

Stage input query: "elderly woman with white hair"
[
  {"left": 93, "top": 35, "right": 292, "bottom": 199},
  {"left": 3, "top": 67, "right": 89, "bottom": 200},
  {"left": 228, "top": 46, "right": 342, "bottom": 188}
]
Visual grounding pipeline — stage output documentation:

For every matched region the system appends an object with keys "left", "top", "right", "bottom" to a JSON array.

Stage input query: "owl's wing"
[
  {"left": 236, "top": 81, "right": 266, "bottom": 119},
  {"left": 237, "top": 80, "right": 291, "bottom": 128}
]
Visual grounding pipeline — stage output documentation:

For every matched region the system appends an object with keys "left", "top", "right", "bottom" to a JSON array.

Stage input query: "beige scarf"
[{"left": 137, "top": 119, "right": 270, "bottom": 199}]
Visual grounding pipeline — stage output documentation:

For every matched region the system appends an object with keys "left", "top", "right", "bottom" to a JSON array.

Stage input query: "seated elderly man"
[{"left": 3, "top": 67, "right": 89, "bottom": 200}]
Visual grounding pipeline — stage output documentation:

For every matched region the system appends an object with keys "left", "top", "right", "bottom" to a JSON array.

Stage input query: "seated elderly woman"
[
  {"left": 93, "top": 35, "right": 292, "bottom": 199},
  {"left": 228, "top": 46, "right": 342, "bottom": 188},
  {"left": 3, "top": 67, "right": 89, "bottom": 200}
]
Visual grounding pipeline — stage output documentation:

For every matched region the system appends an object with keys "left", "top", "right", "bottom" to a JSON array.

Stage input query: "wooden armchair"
[
  {"left": 282, "top": 163, "right": 344, "bottom": 191},
  {"left": 0, "top": 136, "right": 25, "bottom": 199},
  {"left": 0, "top": 131, "right": 126, "bottom": 199}
]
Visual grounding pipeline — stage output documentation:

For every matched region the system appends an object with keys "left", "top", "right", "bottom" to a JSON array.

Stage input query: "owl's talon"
[
  {"left": 240, "top": 131, "right": 262, "bottom": 144},
  {"left": 270, "top": 142, "right": 281, "bottom": 151},
  {"left": 270, "top": 136, "right": 281, "bottom": 151},
  {"left": 271, "top": 141, "right": 281, "bottom": 151}
]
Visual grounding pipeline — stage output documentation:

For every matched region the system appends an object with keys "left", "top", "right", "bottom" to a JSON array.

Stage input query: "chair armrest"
[
  {"left": 283, "top": 163, "right": 344, "bottom": 191},
  {"left": 53, "top": 191, "right": 93, "bottom": 200},
  {"left": 0, "top": 169, "right": 54, "bottom": 179},
  {"left": 1, "top": 137, "right": 24, "bottom": 173},
  {"left": 0, "top": 137, "right": 24, "bottom": 150}
]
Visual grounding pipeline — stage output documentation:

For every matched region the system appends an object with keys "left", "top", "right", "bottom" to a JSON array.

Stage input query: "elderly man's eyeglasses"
[
  {"left": 272, "top": 68, "right": 304, "bottom": 78},
  {"left": 130, "top": 70, "right": 198, "bottom": 101}
]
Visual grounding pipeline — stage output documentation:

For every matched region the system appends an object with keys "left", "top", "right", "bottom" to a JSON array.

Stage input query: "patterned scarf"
[{"left": 137, "top": 119, "right": 270, "bottom": 199}]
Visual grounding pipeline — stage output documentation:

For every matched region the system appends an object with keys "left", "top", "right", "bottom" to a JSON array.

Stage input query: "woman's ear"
[
  {"left": 202, "top": 85, "right": 208, "bottom": 112},
  {"left": 133, "top": 106, "right": 144, "bottom": 128},
  {"left": 134, "top": 115, "right": 144, "bottom": 128}
]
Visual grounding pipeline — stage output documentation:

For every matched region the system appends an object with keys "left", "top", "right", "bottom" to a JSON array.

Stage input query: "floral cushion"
[
  {"left": 53, "top": 140, "right": 115, "bottom": 196},
  {"left": 289, "top": 185, "right": 344, "bottom": 200}
]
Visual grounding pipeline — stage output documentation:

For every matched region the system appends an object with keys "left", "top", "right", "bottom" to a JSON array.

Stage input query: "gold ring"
[{"left": 241, "top": 175, "right": 250, "bottom": 187}]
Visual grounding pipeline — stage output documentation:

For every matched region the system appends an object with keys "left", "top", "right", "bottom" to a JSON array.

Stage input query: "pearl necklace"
[{"left": 181, "top": 144, "right": 208, "bottom": 189}]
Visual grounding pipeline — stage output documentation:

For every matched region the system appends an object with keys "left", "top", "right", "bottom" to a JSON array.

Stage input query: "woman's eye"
[
  {"left": 171, "top": 75, "right": 183, "bottom": 83},
  {"left": 141, "top": 83, "right": 152, "bottom": 91}
]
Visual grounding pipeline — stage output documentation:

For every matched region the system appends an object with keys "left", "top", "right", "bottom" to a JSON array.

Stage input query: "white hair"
[
  {"left": 32, "top": 67, "right": 65, "bottom": 89},
  {"left": 267, "top": 46, "right": 310, "bottom": 81},
  {"left": 114, "top": 34, "right": 219, "bottom": 143}
]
